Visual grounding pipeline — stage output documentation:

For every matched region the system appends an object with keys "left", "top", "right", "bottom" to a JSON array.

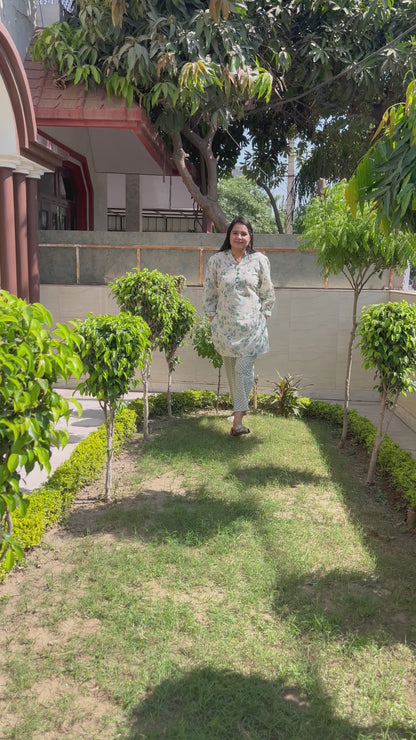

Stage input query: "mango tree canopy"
[
  {"left": 32, "top": 0, "right": 416, "bottom": 230},
  {"left": 346, "top": 80, "right": 416, "bottom": 235}
]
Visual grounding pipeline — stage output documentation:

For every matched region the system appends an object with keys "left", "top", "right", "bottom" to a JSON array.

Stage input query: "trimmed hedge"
[
  {"left": 130, "top": 390, "right": 230, "bottom": 419},
  {"left": 129, "top": 390, "right": 309, "bottom": 420},
  {"left": 2, "top": 392, "right": 416, "bottom": 583}
]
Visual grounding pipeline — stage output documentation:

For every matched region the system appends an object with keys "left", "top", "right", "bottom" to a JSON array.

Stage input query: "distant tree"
[
  {"left": 295, "top": 115, "right": 377, "bottom": 204},
  {"left": 218, "top": 176, "right": 278, "bottom": 233},
  {"left": 241, "top": 127, "right": 289, "bottom": 234},
  {"left": 162, "top": 297, "right": 196, "bottom": 417},
  {"left": 300, "top": 181, "right": 416, "bottom": 448},
  {"left": 77, "top": 313, "right": 150, "bottom": 499},
  {"left": 358, "top": 302, "right": 416, "bottom": 484},
  {"left": 192, "top": 318, "right": 223, "bottom": 412},
  {"left": 0, "top": 292, "right": 82, "bottom": 569}
]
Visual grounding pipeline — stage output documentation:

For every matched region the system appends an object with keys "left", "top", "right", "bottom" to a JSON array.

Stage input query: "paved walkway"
[
  {"left": 20, "top": 390, "right": 142, "bottom": 493},
  {"left": 20, "top": 393, "right": 416, "bottom": 493}
]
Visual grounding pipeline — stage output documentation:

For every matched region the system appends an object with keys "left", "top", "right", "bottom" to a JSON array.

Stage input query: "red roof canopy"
[{"left": 24, "top": 60, "right": 173, "bottom": 174}]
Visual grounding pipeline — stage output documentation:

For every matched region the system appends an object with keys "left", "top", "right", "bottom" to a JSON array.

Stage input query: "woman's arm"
[
  {"left": 258, "top": 254, "right": 275, "bottom": 317},
  {"left": 203, "top": 256, "right": 219, "bottom": 318}
]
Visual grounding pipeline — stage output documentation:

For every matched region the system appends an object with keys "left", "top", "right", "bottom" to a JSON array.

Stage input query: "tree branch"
[
  {"left": 258, "top": 182, "right": 284, "bottom": 234},
  {"left": 170, "top": 131, "right": 229, "bottom": 231},
  {"left": 182, "top": 124, "right": 218, "bottom": 200}
]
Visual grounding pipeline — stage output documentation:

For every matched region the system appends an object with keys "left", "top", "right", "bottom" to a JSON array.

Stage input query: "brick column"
[
  {"left": 27, "top": 176, "right": 40, "bottom": 303},
  {"left": 13, "top": 171, "right": 30, "bottom": 301},
  {"left": 0, "top": 166, "right": 18, "bottom": 296}
]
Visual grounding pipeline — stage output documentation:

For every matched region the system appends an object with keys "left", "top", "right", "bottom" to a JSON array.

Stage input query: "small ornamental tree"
[
  {"left": 192, "top": 318, "right": 223, "bottom": 412},
  {"left": 358, "top": 301, "right": 416, "bottom": 485},
  {"left": 76, "top": 313, "right": 150, "bottom": 499},
  {"left": 0, "top": 291, "right": 83, "bottom": 570},
  {"left": 110, "top": 269, "right": 181, "bottom": 440},
  {"left": 162, "top": 298, "right": 196, "bottom": 417},
  {"left": 300, "top": 181, "right": 416, "bottom": 448}
]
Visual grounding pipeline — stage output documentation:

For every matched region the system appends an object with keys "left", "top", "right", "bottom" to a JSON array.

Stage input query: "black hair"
[{"left": 218, "top": 216, "right": 255, "bottom": 253}]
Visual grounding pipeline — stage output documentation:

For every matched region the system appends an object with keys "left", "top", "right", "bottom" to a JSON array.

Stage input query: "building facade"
[
  {"left": 0, "top": 5, "right": 61, "bottom": 300},
  {"left": 0, "top": 0, "right": 202, "bottom": 300}
]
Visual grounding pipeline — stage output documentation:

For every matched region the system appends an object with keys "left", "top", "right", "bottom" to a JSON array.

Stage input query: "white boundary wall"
[
  {"left": 40, "top": 284, "right": 389, "bottom": 404},
  {"left": 390, "top": 290, "right": 416, "bottom": 432}
]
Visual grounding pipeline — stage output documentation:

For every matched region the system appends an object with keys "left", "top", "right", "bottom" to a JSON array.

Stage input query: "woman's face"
[{"left": 229, "top": 224, "right": 251, "bottom": 252}]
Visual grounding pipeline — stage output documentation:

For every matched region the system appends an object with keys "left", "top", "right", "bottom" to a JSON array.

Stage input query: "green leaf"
[
  {"left": 345, "top": 177, "right": 358, "bottom": 218},
  {"left": 3, "top": 548, "right": 15, "bottom": 570},
  {"left": 6, "top": 454, "right": 19, "bottom": 473},
  {"left": 91, "top": 65, "right": 101, "bottom": 84},
  {"left": 19, "top": 496, "right": 30, "bottom": 518},
  {"left": 74, "top": 66, "right": 83, "bottom": 85},
  {"left": 1, "top": 493, "right": 17, "bottom": 512},
  {"left": 36, "top": 447, "right": 51, "bottom": 470}
]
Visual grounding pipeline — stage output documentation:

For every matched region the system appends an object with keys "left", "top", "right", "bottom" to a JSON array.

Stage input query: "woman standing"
[{"left": 204, "top": 216, "right": 275, "bottom": 435}]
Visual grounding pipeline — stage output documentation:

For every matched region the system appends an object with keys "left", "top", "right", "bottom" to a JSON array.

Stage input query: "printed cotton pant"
[{"left": 222, "top": 355, "right": 256, "bottom": 413}]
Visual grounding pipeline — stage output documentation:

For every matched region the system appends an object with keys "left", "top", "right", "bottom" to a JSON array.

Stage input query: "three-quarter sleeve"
[
  {"left": 258, "top": 254, "right": 275, "bottom": 317},
  {"left": 203, "top": 256, "right": 218, "bottom": 317}
]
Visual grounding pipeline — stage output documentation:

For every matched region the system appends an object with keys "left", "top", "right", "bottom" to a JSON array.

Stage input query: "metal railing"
[{"left": 107, "top": 208, "right": 205, "bottom": 234}]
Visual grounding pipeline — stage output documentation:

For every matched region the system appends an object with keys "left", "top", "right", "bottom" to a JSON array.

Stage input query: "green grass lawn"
[{"left": 1, "top": 413, "right": 416, "bottom": 739}]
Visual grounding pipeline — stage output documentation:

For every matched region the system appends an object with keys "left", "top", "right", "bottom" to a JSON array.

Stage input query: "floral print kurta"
[{"left": 203, "top": 250, "right": 275, "bottom": 357}]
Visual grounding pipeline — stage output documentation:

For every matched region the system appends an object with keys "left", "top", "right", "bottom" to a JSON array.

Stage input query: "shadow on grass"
[
  {"left": 143, "top": 415, "right": 328, "bottom": 484},
  {"left": 63, "top": 414, "right": 416, "bottom": 649},
  {"left": 143, "top": 415, "right": 416, "bottom": 650},
  {"left": 126, "top": 666, "right": 415, "bottom": 740},
  {"left": 272, "top": 419, "right": 416, "bottom": 648},
  {"left": 63, "top": 416, "right": 327, "bottom": 543},
  {"left": 274, "top": 567, "right": 416, "bottom": 646},
  {"left": 65, "top": 483, "right": 263, "bottom": 545},
  {"left": 146, "top": 413, "right": 262, "bottom": 460},
  {"left": 228, "top": 463, "right": 326, "bottom": 488}
]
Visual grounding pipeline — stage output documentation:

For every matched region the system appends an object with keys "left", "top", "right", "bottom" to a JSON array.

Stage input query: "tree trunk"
[
  {"left": 104, "top": 402, "right": 114, "bottom": 501},
  {"left": 253, "top": 374, "right": 259, "bottom": 412},
  {"left": 383, "top": 389, "right": 400, "bottom": 437},
  {"left": 366, "top": 387, "right": 388, "bottom": 485},
  {"left": 170, "top": 129, "right": 229, "bottom": 232},
  {"left": 259, "top": 182, "right": 284, "bottom": 233},
  {"left": 286, "top": 139, "right": 295, "bottom": 234},
  {"left": 216, "top": 366, "right": 221, "bottom": 414},
  {"left": 167, "top": 368, "right": 172, "bottom": 418},
  {"left": 340, "top": 287, "right": 359, "bottom": 448},
  {"left": 142, "top": 356, "right": 151, "bottom": 442}
]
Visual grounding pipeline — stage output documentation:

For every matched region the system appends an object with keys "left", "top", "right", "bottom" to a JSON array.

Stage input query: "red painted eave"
[
  {"left": 24, "top": 59, "right": 174, "bottom": 175},
  {"left": 0, "top": 23, "right": 60, "bottom": 169}
]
